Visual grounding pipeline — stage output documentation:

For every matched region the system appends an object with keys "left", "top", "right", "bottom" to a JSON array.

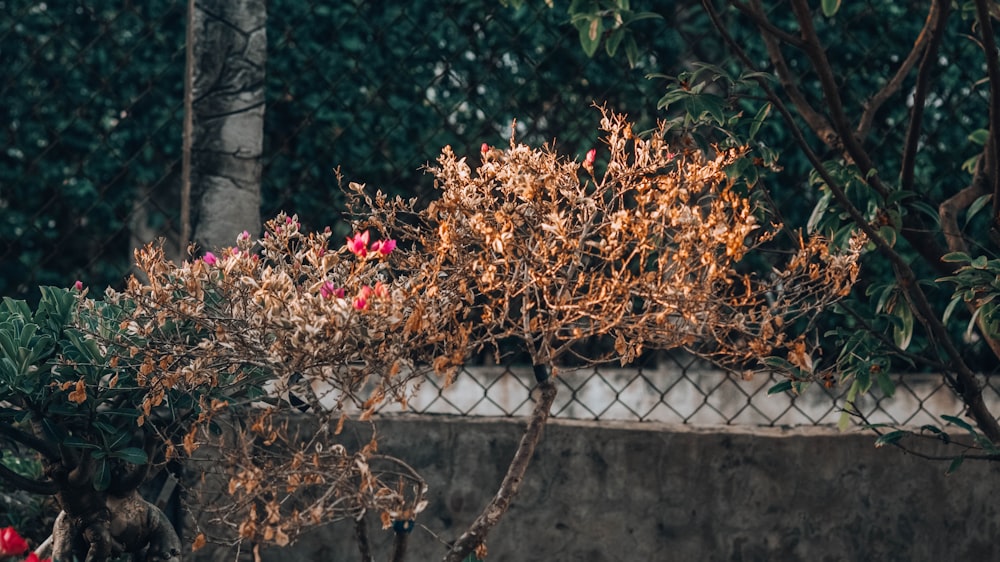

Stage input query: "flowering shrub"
[
  {"left": 1, "top": 108, "right": 860, "bottom": 558},
  {"left": 97, "top": 213, "right": 466, "bottom": 545}
]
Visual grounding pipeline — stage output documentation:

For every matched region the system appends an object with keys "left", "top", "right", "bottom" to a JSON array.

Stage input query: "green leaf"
[
  {"left": 110, "top": 447, "right": 148, "bottom": 465},
  {"left": 94, "top": 458, "right": 111, "bottom": 491},
  {"left": 965, "top": 194, "right": 992, "bottom": 225},
  {"left": 941, "top": 414, "right": 974, "bottom": 433},
  {"left": 875, "top": 371, "right": 895, "bottom": 398},
  {"left": 971, "top": 255, "right": 988, "bottom": 269},
  {"left": 838, "top": 380, "right": 860, "bottom": 432},
  {"left": 878, "top": 225, "right": 897, "bottom": 248},
  {"left": 874, "top": 430, "right": 907, "bottom": 448},
  {"left": 761, "top": 356, "right": 795, "bottom": 371},
  {"left": 821, "top": 0, "right": 841, "bottom": 16},
  {"left": 942, "top": 296, "right": 962, "bottom": 326},
  {"left": 63, "top": 435, "right": 99, "bottom": 450},
  {"left": 891, "top": 299, "right": 913, "bottom": 350},
  {"left": 946, "top": 455, "right": 964, "bottom": 475},
  {"left": 576, "top": 17, "right": 603, "bottom": 58},
  {"left": 624, "top": 36, "right": 640, "bottom": 68},
  {"left": 856, "top": 368, "right": 872, "bottom": 394},
  {"left": 968, "top": 129, "right": 989, "bottom": 145},
  {"left": 748, "top": 103, "right": 771, "bottom": 140},
  {"left": 605, "top": 28, "right": 625, "bottom": 57},
  {"left": 941, "top": 252, "right": 971, "bottom": 263},
  {"left": 767, "top": 380, "right": 793, "bottom": 395},
  {"left": 683, "top": 94, "right": 726, "bottom": 125},
  {"left": 807, "top": 191, "right": 832, "bottom": 233}
]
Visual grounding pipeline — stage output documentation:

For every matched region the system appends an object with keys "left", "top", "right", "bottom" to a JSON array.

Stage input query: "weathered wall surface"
[{"left": 199, "top": 415, "right": 998, "bottom": 562}]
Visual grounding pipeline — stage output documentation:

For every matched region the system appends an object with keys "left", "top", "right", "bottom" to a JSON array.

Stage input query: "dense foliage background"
[{"left": 0, "top": 0, "right": 678, "bottom": 301}]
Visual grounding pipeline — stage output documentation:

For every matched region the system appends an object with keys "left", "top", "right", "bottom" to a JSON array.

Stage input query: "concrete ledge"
[{"left": 197, "top": 415, "right": 998, "bottom": 561}]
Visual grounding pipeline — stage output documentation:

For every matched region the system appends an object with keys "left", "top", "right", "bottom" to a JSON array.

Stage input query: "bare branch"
[{"left": 900, "top": 1, "right": 951, "bottom": 195}]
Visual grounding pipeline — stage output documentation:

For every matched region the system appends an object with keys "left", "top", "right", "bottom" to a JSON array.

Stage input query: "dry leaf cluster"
[{"left": 91, "top": 108, "right": 860, "bottom": 546}]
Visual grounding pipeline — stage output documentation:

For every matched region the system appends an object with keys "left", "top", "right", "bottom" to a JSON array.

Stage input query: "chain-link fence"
[
  {"left": 1, "top": 0, "right": 994, "bottom": 428},
  {"left": 395, "top": 361, "right": 1000, "bottom": 428}
]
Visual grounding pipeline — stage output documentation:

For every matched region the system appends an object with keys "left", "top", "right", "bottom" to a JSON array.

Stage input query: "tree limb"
[
  {"left": 788, "top": 0, "right": 888, "bottom": 199},
  {"left": 0, "top": 461, "right": 58, "bottom": 495},
  {"left": 856, "top": 0, "right": 942, "bottom": 140},
  {"left": 444, "top": 377, "right": 557, "bottom": 562},
  {"left": 0, "top": 422, "right": 61, "bottom": 461},
  {"left": 899, "top": 0, "right": 950, "bottom": 196},
  {"left": 743, "top": 0, "right": 837, "bottom": 146},
  {"left": 732, "top": 0, "right": 804, "bottom": 48}
]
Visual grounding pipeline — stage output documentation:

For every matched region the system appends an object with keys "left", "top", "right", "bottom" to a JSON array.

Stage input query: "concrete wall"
[{"left": 198, "top": 415, "right": 999, "bottom": 562}]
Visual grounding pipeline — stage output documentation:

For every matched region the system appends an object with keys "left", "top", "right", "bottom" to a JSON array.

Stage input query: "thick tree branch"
[
  {"left": 0, "top": 422, "right": 61, "bottom": 461},
  {"left": 939, "top": 175, "right": 1000, "bottom": 361},
  {"left": 732, "top": 0, "right": 803, "bottom": 48},
  {"left": 0, "top": 461, "right": 58, "bottom": 495},
  {"left": 788, "top": 0, "right": 888, "bottom": 199},
  {"left": 744, "top": 0, "right": 837, "bottom": 146},
  {"left": 444, "top": 377, "right": 557, "bottom": 562},
  {"left": 900, "top": 0, "right": 950, "bottom": 195},
  {"left": 856, "top": 0, "right": 941, "bottom": 140}
]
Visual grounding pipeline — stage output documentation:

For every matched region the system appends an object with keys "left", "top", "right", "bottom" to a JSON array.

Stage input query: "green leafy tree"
[{"left": 550, "top": 0, "right": 1000, "bottom": 462}]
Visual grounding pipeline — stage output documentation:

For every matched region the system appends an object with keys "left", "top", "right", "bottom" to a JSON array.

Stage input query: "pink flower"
[
  {"left": 238, "top": 230, "right": 251, "bottom": 242},
  {"left": 0, "top": 526, "right": 28, "bottom": 556},
  {"left": 203, "top": 252, "right": 218, "bottom": 266},
  {"left": 73, "top": 280, "right": 84, "bottom": 291},
  {"left": 481, "top": 143, "right": 490, "bottom": 154},
  {"left": 354, "top": 286, "right": 375, "bottom": 310},
  {"left": 585, "top": 148, "right": 596, "bottom": 166},
  {"left": 346, "top": 232, "right": 370, "bottom": 257},
  {"left": 23, "top": 553, "right": 51, "bottom": 562},
  {"left": 285, "top": 216, "right": 293, "bottom": 224},
  {"left": 320, "top": 282, "right": 344, "bottom": 299},
  {"left": 370, "top": 238, "right": 397, "bottom": 257}
]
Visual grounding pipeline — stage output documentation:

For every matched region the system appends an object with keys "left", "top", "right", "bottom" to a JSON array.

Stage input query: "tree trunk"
[{"left": 187, "top": 0, "right": 265, "bottom": 252}]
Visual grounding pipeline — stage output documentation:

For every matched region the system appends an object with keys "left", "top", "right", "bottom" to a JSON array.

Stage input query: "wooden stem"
[{"left": 443, "top": 377, "right": 558, "bottom": 562}]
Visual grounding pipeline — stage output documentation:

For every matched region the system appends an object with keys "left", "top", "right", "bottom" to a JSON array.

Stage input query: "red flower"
[
  {"left": 370, "top": 238, "right": 397, "bottom": 257},
  {"left": 346, "top": 232, "right": 370, "bottom": 257},
  {"left": 23, "top": 553, "right": 51, "bottom": 562},
  {"left": 585, "top": 148, "right": 596, "bottom": 166},
  {"left": 0, "top": 526, "right": 28, "bottom": 557},
  {"left": 481, "top": 143, "right": 490, "bottom": 154},
  {"left": 72, "top": 280, "right": 84, "bottom": 291}
]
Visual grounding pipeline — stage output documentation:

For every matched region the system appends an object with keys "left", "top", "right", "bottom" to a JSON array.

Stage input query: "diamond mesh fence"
[{"left": 1, "top": 0, "right": 995, "bottom": 428}]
